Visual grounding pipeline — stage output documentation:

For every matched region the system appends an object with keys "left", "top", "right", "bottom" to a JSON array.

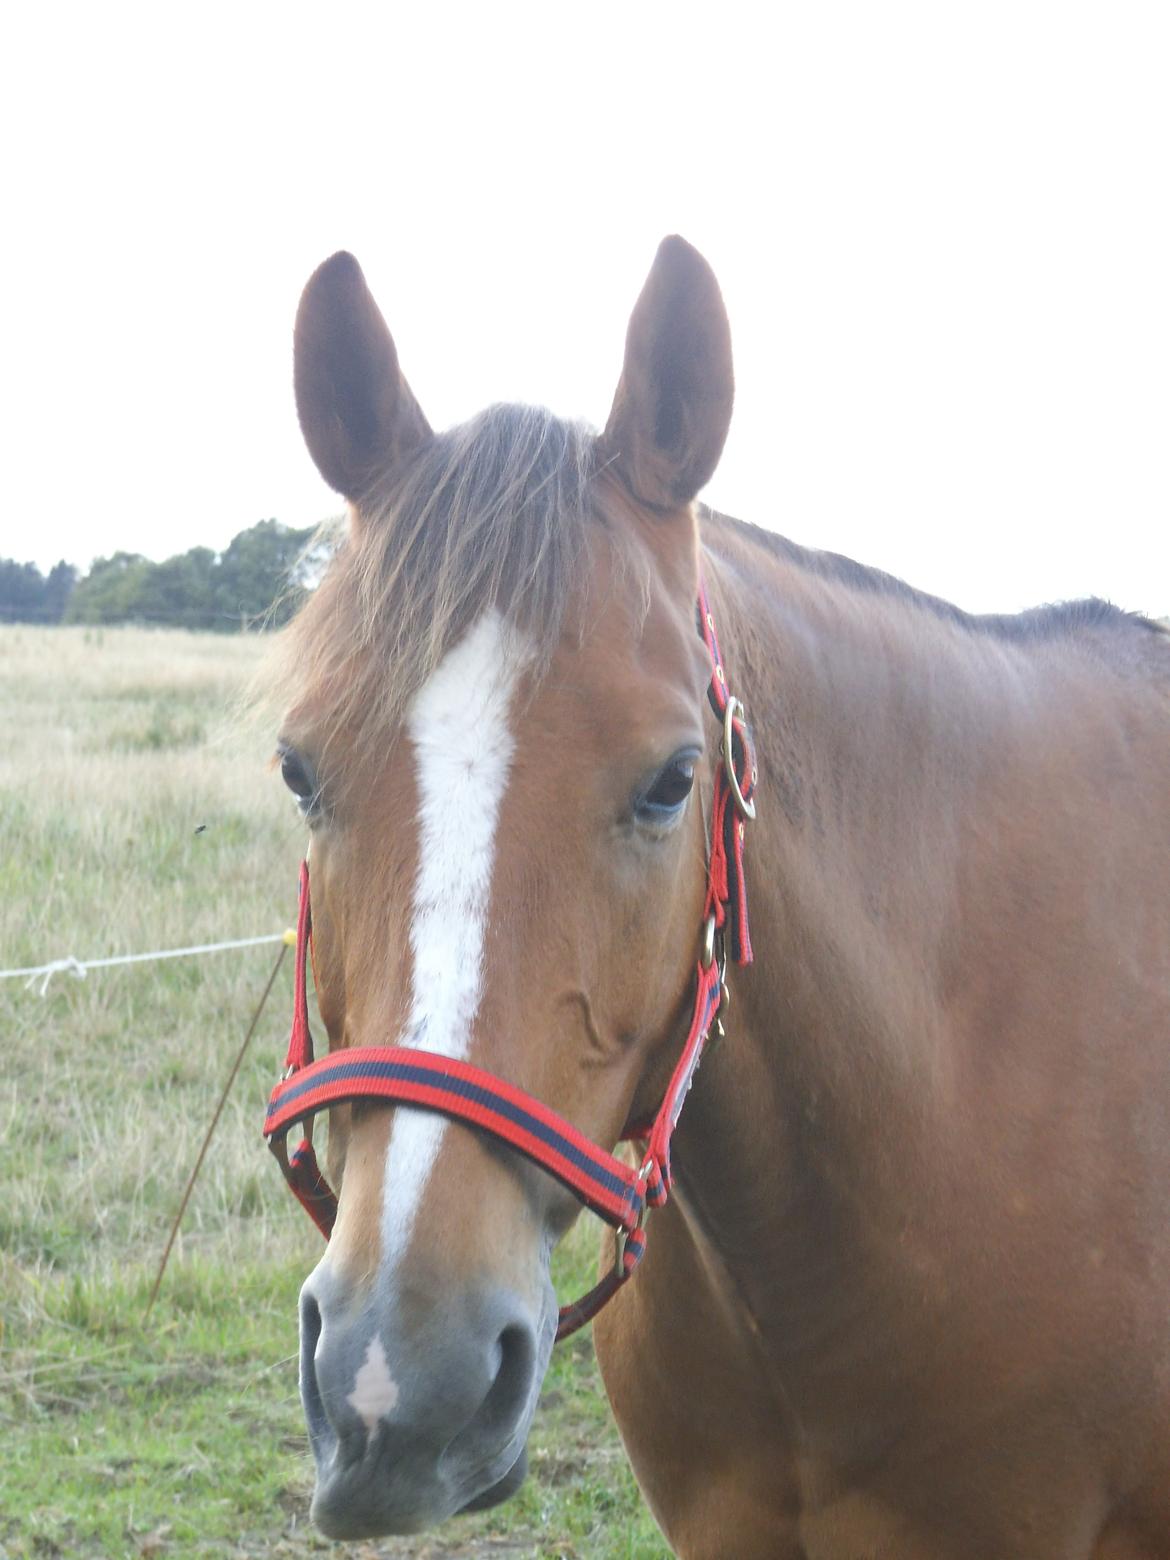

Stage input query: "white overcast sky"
[{"left": 1, "top": 3, "right": 1166, "bottom": 616}]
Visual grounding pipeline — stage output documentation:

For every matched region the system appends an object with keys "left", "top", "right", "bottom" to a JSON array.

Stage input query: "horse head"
[{"left": 275, "top": 236, "right": 736, "bottom": 1536}]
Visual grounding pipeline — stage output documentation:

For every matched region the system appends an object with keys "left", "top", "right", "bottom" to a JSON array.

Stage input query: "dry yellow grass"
[{"left": 0, "top": 622, "right": 313, "bottom": 1277}]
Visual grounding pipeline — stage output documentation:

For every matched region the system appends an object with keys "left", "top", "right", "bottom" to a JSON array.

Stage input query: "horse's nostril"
[
  {"left": 437, "top": 1314, "right": 536, "bottom": 1484},
  {"left": 480, "top": 1322, "right": 536, "bottom": 1440},
  {"left": 299, "top": 1286, "right": 330, "bottom": 1450}
]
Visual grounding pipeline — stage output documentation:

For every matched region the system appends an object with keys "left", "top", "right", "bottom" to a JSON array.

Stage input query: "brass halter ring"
[
  {"left": 701, "top": 912, "right": 717, "bottom": 969},
  {"left": 722, "top": 696, "right": 757, "bottom": 821},
  {"left": 613, "top": 1162, "right": 654, "bottom": 1275}
]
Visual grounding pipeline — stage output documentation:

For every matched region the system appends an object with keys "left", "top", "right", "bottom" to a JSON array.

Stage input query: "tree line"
[{"left": 0, "top": 519, "right": 323, "bottom": 630}]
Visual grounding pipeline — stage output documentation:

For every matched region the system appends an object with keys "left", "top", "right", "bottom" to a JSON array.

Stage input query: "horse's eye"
[
  {"left": 278, "top": 745, "right": 320, "bottom": 814},
  {"left": 635, "top": 754, "right": 697, "bottom": 824}
]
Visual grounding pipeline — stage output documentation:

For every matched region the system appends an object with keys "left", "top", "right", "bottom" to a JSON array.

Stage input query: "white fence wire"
[{"left": 0, "top": 930, "right": 296, "bottom": 995}]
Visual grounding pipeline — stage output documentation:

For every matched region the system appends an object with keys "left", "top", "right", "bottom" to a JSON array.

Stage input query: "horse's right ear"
[{"left": 294, "top": 252, "right": 432, "bottom": 501}]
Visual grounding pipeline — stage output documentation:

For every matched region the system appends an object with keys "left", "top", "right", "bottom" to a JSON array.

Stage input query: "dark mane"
[{"left": 704, "top": 508, "right": 1164, "bottom": 644}]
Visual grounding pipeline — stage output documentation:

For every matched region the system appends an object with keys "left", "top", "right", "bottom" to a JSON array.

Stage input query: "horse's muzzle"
[{"left": 299, "top": 1258, "right": 544, "bottom": 1538}]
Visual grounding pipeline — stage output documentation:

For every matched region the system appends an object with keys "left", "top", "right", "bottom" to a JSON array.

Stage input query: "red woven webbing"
[
  {"left": 264, "top": 578, "right": 756, "bottom": 1338},
  {"left": 285, "top": 862, "right": 313, "bottom": 1073},
  {"left": 267, "top": 1046, "right": 646, "bottom": 1230}
]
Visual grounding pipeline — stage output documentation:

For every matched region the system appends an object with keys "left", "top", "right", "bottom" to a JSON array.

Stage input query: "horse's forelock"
[{"left": 274, "top": 404, "right": 621, "bottom": 764}]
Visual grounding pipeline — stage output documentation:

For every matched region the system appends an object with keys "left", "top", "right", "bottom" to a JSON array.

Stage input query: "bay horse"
[{"left": 268, "top": 236, "right": 1170, "bottom": 1556}]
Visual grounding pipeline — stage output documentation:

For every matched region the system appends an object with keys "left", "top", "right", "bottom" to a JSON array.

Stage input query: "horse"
[{"left": 266, "top": 235, "right": 1170, "bottom": 1557}]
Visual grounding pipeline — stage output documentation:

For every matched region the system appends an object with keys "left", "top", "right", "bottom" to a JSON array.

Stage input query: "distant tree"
[
  {"left": 0, "top": 557, "right": 77, "bottom": 622},
  {"left": 64, "top": 552, "right": 154, "bottom": 624},
  {"left": 60, "top": 521, "right": 322, "bottom": 630},
  {"left": 43, "top": 561, "right": 78, "bottom": 621},
  {"left": 130, "top": 546, "right": 218, "bottom": 629},
  {"left": 212, "top": 519, "right": 320, "bottom": 627},
  {"left": 0, "top": 559, "right": 52, "bottom": 621}
]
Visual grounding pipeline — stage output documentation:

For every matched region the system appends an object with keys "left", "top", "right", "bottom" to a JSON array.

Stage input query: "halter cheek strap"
[{"left": 264, "top": 578, "right": 757, "bottom": 1340}]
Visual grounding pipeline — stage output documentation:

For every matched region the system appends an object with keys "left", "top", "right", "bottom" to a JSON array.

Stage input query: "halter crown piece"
[{"left": 264, "top": 579, "right": 757, "bottom": 1339}]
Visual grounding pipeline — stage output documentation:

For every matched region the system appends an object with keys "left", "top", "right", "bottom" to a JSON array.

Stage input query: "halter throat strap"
[{"left": 264, "top": 577, "right": 757, "bottom": 1339}]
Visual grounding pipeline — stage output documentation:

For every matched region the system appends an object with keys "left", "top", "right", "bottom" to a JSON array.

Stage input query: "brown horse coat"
[
  {"left": 597, "top": 512, "right": 1170, "bottom": 1557},
  {"left": 278, "top": 236, "right": 1170, "bottom": 1557}
]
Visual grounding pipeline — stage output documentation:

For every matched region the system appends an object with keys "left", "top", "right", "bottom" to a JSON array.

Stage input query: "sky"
[{"left": 1, "top": 2, "right": 1166, "bottom": 616}]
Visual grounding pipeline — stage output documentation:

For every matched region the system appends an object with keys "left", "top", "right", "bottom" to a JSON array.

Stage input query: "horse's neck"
[
  {"left": 668, "top": 521, "right": 1170, "bottom": 1470},
  {"left": 678, "top": 527, "right": 1022, "bottom": 1348},
  {"left": 702, "top": 523, "right": 1006, "bottom": 1063}
]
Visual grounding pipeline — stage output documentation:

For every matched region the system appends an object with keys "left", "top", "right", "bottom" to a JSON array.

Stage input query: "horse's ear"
[
  {"left": 294, "top": 251, "right": 432, "bottom": 500},
  {"left": 600, "top": 236, "right": 734, "bottom": 511}
]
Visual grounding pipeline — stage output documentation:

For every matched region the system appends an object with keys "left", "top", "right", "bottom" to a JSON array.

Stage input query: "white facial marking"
[
  {"left": 346, "top": 1335, "right": 399, "bottom": 1437},
  {"left": 379, "top": 612, "right": 526, "bottom": 1268}
]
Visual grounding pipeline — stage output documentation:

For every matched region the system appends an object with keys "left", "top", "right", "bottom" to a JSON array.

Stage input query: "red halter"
[{"left": 264, "top": 581, "right": 757, "bottom": 1339}]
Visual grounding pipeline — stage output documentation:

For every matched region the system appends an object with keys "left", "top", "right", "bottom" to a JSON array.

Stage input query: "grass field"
[{"left": 0, "top": 625, "right": 667, "bottom": 1560}]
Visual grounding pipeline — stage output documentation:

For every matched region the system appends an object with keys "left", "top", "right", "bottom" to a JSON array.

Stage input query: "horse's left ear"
[{"left": 600, "top": 236, "right": 734, "bottom": 511}]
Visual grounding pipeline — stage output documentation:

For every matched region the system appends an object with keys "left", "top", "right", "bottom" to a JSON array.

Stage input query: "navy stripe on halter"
[{"left": 268, "top": 1054, "right": 635, "bottom": 1204}]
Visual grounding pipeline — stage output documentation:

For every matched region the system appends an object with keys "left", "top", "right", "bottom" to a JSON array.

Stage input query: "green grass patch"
[{"left": 1, "top": 1240, "right": 667, "bottom": 1559}]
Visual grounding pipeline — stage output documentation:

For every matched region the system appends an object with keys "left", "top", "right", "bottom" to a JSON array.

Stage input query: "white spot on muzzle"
[
  {"left": 347, "top": 1335, "right": 399, "bottom": 1436},
  {"left": 379, "top": 612, "right": 526, "bottom": 1269}
]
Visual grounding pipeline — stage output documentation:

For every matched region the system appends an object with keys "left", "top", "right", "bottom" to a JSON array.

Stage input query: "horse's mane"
[
  {"left": 275, "top": 405, "right": 603, "bottom": 757},
  {"left": 706, "top": 509, "right": 1164, "bottom": 645},
  {"left": 275, "top": 411, "right": 1163, "bottom": 757}
]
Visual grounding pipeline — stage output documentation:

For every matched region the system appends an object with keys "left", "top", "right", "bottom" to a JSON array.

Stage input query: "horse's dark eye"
[
  {"left": 279, "top": 745, "right": 320, "bottom": 812},
  {"left": 636, "top": 755, "right": 697, "bottom": 823}
]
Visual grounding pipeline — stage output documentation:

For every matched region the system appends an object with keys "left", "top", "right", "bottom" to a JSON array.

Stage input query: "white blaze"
[{"left": 379, "top": 612, "right": 525, "bottom": 1268}]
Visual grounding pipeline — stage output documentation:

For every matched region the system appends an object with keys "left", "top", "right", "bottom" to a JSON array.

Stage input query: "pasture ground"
[{"left": 0, "top": 626, "right": 667, "bottom": 1559}]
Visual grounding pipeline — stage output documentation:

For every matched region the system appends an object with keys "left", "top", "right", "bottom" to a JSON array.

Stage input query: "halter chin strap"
[{"left": 264, "top": 578, "right": 757, "bottom": 1340}]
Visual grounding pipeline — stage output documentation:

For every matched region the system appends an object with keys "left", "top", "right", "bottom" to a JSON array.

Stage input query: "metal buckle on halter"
[
  {"left": 701, "top": 912, "right": 717, "bottom": 970},
  {"left": 721, "top": 695, "right": 757, "bottom": 821},
  {"left": 273, "top": 1064, "right": 317, "bottom": 1163},
  {"left": 700, "top": 914, "right": 729, "bottom": 1044},
  {"left": 613, "top": 1163, "right": 653, "bottom": 1276},
  {"left": 701, "top": 914, "right": 729, "bottom": 984},
  {"left": 269, "top": 1067, "right": 316, "bottom": 1156}
]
